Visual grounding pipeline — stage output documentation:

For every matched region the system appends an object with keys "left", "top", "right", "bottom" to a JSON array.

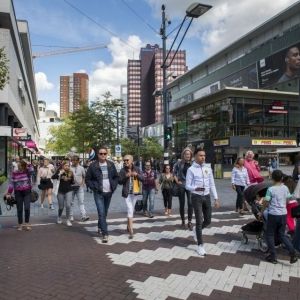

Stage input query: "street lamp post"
[{"left": 161, "top": 2, "right": 212, "bottom": 157}]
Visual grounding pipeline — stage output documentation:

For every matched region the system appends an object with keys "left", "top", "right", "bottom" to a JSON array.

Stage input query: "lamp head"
[{"left": 186, "top": 3, "right": 212, "bottom": 18}]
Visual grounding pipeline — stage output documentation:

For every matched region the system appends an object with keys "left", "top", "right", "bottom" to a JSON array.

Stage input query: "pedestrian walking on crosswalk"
[
  {"left": 186, "top": 148, "right": 220, "bottom": 256},
  {"left": 119, "top": 154, "right": 144, "bottom": 239},
  {"left": 85, "top": 146, "right": 119, "bottom": 243}
]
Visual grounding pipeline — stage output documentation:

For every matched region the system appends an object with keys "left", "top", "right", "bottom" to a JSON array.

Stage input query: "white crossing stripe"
[
  {"left": 107, "top": 239, "right": 258, "bottom": 266},
  {"left": 78, "top": 210, "right": 237, "bottom": 225},
  {"left": 84, "top": 215, "right": 254, "bottom": 232},
  {"left": 127, "top": 260, "right": 300, "bottom": 299},
  {"left": 93, "top": 225, "right": 243, "bottom": 245}
]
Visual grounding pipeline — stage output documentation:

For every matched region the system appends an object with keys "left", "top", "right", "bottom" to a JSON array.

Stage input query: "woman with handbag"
[
  {"left": 52, "top": 161, "right": 75, "bottom": 226},
  {"left": 159, "top": 164, "right": 174, "bottom": 216},
  {"left": 119, "top": 154, "right": 143, "bottom": 239},
  {"left": 38, "top": 158, "right": 55, "bottom": 209},
  {"left": 5, "top": 160, "right": 34, "bottom": 231}
]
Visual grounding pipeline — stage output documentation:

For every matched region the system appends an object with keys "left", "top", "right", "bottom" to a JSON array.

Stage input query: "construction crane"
[{"left": 32, "top": 44, "right": 107, "bottom": 59}]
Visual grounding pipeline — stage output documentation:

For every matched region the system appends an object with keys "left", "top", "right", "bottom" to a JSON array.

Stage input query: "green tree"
[
  {"left": 120, "top": 138, "right": 138, "bottom": 156},
  {"left": 0, "top": 47, "right": 9, "bottom": 90},
  {"left": 140, "top": 137, "right": 163, "bottom": 160}
]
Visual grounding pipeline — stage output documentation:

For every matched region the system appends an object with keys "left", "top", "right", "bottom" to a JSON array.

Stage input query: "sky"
[{"left": 13, "top": 0, "right": 299, "bottom": 116}]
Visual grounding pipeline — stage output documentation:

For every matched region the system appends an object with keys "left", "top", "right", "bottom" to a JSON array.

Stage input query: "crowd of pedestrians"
[{"left": 3, "top": 146, "right": 300, "bottom": 262}]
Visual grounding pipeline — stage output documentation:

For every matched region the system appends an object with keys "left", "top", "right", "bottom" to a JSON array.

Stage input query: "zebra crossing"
[{"left": 82, "top": 210, "right": 300, "bottom": 299}]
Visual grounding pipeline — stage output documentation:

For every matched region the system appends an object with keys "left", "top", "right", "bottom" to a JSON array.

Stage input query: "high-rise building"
[
  {"left": 127, "top": 44, "right": 187, "bottom": 127},
  {"left": 60, "top": 73, "right": 89, "bottom": 118},
  {"left": 127, "top": 60, "right": 141, "bottom": 126},
  {"left": 120, "top": 85, "right": 128, "bottom": 137}
]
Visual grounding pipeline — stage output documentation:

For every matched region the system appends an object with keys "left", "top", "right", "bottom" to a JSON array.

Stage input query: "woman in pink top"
[
  {"left": 244, "top": 150, "right": 264, "bottom": 184},
  {"left": 5, "top": 160, "right": 34, "bottom": 231}
]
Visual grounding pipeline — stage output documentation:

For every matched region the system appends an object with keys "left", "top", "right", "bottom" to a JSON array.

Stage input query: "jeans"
[
  {"left": 191, "top": 194, "right": 212, "bottom": 245},
  {"left": 142, "top": 189, "right": 155, "bottom": 214},
  {"left": 235, "top": 185, "right": 245, "bottom": 210},
  {"left": 293, "top": 218, "right": 300, "bottom": 252},
  {"left": 266, "top": 214, "right": 296, "bottom": 259},
  {"left": 178, "top": 186, "right": 193, "bottom": 223},
  {"left": 162, "top": 189, "right": 172, "bottom": 209},
  {"left": 94, "top": 192, "right": 112, "bottom": 235},
  {"left": 57, "top": 191, "right": 73, "bottom": 219},
  {"left": 15, "top": 190, "right": 31, "bottom": 224},
  {"left": 70, "top": 187, "right": 87, "bottom": 218}
]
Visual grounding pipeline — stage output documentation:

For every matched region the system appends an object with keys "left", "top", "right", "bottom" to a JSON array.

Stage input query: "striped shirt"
[{"left": 8, "top": 165, "right": 34, "bottom": 193}]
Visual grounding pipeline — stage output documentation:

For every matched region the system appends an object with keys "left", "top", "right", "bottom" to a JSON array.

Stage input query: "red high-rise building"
[
  {"left": 60, "top": 73, "right": 89, "bottom": 118},
  {"left": 127, "top": 44, "right": 187, "bottom": 127}
]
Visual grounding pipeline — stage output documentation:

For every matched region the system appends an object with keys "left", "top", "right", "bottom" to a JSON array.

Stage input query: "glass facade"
[{"left": 173, "top": 91, "right": 300, "bottom": 167}]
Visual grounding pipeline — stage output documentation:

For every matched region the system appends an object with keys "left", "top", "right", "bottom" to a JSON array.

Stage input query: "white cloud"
[
  {"left": 89, "top": 35, "right": 144, "bottom": 100},
  {"left": 35, "top": 72, "right": 54, "bottom": 92},
  {"left": 146, "top": 0, "right": 299, "bottom": 56},
  {"left": 46, "top": 102, "right": 60, "bottom": 117}
]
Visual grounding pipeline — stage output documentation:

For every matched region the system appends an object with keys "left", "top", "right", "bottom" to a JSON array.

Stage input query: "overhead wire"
[
  {"left": 120, "top": 0, "right": 159, "bottom": 35},
  {"left": 63, "top": 0, "right": 138, "bottom": 50}
]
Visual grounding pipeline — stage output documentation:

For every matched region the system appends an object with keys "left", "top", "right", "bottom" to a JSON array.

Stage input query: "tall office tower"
[
  {"left": 127, "top": 44, "right": 187, "bottom": 127},
  {"left": 60, "top": 73, "right": 89, "bottom": 118},
  {"left": 120, "top": 85, "right": 128, "bottom": 137},
  {"left": 153, "top": 48, "right": 187, "bottom": 123},
  {"left": 127, "top": 60, "right": 141, "bottom": 126}
]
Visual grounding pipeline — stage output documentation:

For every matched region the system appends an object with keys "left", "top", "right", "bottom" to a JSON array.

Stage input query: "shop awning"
[{"left": 275, "top": 148, "right": 300, "bottom": 154}]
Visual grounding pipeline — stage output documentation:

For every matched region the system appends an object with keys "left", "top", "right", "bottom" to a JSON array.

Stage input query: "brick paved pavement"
[
  {"left": 1, "top": 175, "right": 300, "bottom": 300},
  {"left": 1, "top": 207, "right": 300, "bottom": 300}
]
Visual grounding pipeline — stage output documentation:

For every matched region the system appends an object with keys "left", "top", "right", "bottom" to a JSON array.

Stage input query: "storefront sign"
[
  {"left": 0, "top": 126, "right": 12, "bottom": 137},
  {"left": 13, "top": 127, "right": 27, "bottom": 137},
  {"left": 268, "top": 101, "right": 288, "bottom": 114},
  {"left": 252, "top": 139, "right": 297, "bottom": 146},
  {"left": 213, "top": 139, "right": 229, "bottom": 146},
  {"left": 25, "top": 140, "right": 36, "bottom": 149}
]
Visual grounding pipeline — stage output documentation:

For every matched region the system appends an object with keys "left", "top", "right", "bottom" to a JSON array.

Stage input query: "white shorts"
[{"left": 125, "top": 194, "right": 139, "bottom": 218}]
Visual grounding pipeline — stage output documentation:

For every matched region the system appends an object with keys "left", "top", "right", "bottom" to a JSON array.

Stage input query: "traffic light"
[{"left": 165, "top": 126, "right": 172, "bottom": 141}]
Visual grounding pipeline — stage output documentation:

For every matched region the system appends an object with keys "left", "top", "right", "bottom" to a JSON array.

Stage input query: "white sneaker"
[
  {"left": 192, "top": 226, "right": 197, "bottom": 243},
  {"left": 197, "top": 244, "right": 206, "bottom": 256},
  {"left": 41, "top": 204, "right": 44, "bottom": 208},
  {"left": 66, "top": 220, "right": 72, "bottom": 227},
  {"left": 70, "top": 216, "right": 74, "bottom": 221},
  {"left": 57, "top": 217, "right": 62, "bottom": 224}
]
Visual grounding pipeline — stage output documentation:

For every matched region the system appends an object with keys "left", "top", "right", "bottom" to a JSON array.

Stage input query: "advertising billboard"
[
  {"left": 221, "top": 64, "right": 258, "bottom": 89},
  {"left": 257, "top": 43, "right": 300, "bottom": 88}
]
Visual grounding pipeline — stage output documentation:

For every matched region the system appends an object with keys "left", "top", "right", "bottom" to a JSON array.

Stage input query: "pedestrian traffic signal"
[{"left": 165, "top": 127, "right": 172, "bottom": 141}]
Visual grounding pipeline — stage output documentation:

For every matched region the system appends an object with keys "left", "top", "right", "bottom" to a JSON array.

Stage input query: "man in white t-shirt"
[
  {"left": 70, "top": 155, "right": 89, "bottom": 222},
  {"left": 85, "top": 146, "right": 119, "bottom": 243}
]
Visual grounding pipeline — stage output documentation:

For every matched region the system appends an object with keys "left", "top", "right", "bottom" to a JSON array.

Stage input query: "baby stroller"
[{"left": 241, "top": 182, "right": 269, "bottom": 252}]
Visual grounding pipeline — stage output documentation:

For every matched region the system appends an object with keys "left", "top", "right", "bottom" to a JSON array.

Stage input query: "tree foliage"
[
  {"left": 45, "top": 92, "right": 124, "bottom": 156},
  {"left": 140, "top": 137, "right": 163, "bottom": 160},
  {"left": 0, "top": 47, "right": 9, "bottom": 90}
]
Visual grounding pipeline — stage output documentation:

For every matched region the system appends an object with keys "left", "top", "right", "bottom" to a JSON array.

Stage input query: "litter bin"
[{"left": 214, "top": 163, "right": 223, "bottom": 179}]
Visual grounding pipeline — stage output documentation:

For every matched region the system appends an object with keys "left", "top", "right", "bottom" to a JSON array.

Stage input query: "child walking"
[{"left": 262, "top": 170, "right": 298, "bottom": 264}]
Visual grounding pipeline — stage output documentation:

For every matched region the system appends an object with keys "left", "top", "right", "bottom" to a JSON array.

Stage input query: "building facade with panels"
[
  {"left": 127, "top": 44, "right": 187, "bottom": 127},
  {"left": 0, "top": 0, "right": 40, "bottom": 176},
  {"left": 167, "top": 2, "right": 300, "bottom": 168},
  {"left": 60, "top": 73, "right": 89, "bottom": 118}
]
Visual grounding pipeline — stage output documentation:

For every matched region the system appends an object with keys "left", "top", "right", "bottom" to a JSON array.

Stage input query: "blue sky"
[{"left": 13, "top": 0, "right": 299, "bottom": 115}]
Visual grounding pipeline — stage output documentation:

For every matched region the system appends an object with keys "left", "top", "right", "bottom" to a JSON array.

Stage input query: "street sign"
[{"left": 115, "top": 144, "right": 122, "bottom": 155}]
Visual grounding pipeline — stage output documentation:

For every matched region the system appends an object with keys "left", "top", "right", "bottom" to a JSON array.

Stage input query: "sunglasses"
[
  {"left": 98, "top": 153, "right": 107, "bottom": 155},
  {"left": 145, "top": 165, "right": 151, "bottom": 167}
]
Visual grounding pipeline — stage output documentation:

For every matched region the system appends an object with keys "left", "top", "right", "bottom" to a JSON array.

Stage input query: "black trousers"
[
  {"left": 191, "top": 194, "right": 212, "bottom": 245},
  {"left": 15, "top": 190, "right": 31, "bottom": 224},
  {"left": 178, "top": 186, "right": 192, "bottom": 223},
  {"left": 266, "top": 214, "right": 295, "bottom": 259},
  {"left": 162, "top": 189, "right": 172, "bottom": 209},
  {"left": 235, "top": 185, "right": 245, "bottom": 210}
]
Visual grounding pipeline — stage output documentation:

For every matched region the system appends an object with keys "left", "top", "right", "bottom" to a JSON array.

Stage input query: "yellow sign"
[
  {"left": 213, "top": 139, "right": 229, "bottom": 146},
  {"left": 252, "top": 139, "right": 297, "bottom": 146}
]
